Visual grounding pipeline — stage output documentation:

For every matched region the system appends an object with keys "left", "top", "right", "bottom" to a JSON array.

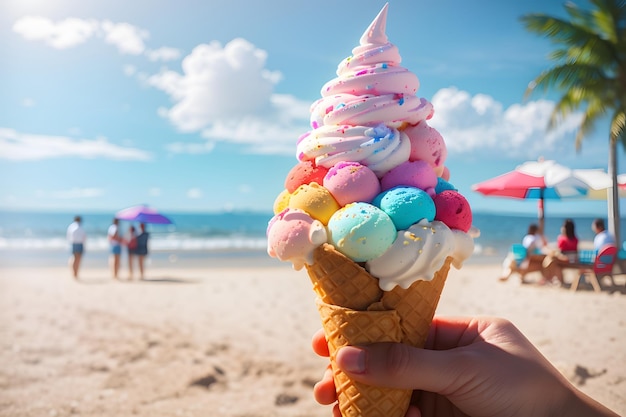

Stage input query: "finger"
[
  {"left": 426, "top": 316, "right": 491, "bottom": 350},
  {"left": 335, "top": 343, "right": 467, "bottom": 394},
  {"left": 406, "top": 405, "right": 422, "bottom": 417},
  {"left": 313, "top": 364, "right": 337, "bottom": 405},
  {"left": 311, "top": 328, "right": 330, "bottom": 357}
]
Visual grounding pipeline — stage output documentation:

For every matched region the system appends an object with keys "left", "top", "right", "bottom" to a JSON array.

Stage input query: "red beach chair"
[{"left": 570, "top": 245, "right": 617, "bottom": 292}]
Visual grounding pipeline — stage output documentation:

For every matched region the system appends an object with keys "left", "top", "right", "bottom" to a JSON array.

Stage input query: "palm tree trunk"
[{"left": 607, "top": 137, "right": 621, "bottom": 245}]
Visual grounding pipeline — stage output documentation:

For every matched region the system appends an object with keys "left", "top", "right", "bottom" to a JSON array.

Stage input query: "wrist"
[{"left": 553, "top": 385, "right": 618, "bottom": 417}]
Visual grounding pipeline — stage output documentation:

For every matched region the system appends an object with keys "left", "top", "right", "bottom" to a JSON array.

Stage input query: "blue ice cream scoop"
[
  {"left": 327, "top": 202, "right": 396, "bottom": 262},
  {"left": 373, "top": 186, "right": 436, "bottom": 230}
]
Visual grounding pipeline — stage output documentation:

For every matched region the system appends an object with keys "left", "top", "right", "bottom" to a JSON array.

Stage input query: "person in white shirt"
[
  {"left": 66, "top": 215, "right": 86, "bottom": 279},
  {"left": 522, "top": 223, "right": 547, "bottom": 255},
  {"left": 592, "top": 218, "right": 616, "bottom": 251}
]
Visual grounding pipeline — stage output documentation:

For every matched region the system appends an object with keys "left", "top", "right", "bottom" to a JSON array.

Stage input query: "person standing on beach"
[
  {"left": 135, "top": 223, "right": 149, "bottom": 280},
  {"left": 126, "top": 225, "right": 138, "bottom": 280},
  {"left": 592, "top": 218, "right": 615, "bottom": 251},
  {"left": 66, "top": 215, "right": 86, "bottom": 279},
  {"left": 107, "top": 218, "right": 122, "bottom": 279}
]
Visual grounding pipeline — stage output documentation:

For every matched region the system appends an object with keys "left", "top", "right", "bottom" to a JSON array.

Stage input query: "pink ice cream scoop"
[
  {"left": 284, "top": 161, "right": 329, "bottom": 193},
  {"left": 267, "top": 208, "right": 328, "bottom": 270},
  {"left": 433, "top": 190, "right": 472, "bottom": 233},
  {"left": 323, "top": 162, "right": 381, "bottom": 206},
  {"left": 404, "top": 121, "right": 447, "bottom": 177},
  {"left": 380, "top": 160, "right": 437, "bottom": 196}
]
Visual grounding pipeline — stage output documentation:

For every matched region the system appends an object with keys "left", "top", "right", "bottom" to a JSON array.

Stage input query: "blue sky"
[{"left": 1, "top": 0, "right": 624, "bottom": 217}]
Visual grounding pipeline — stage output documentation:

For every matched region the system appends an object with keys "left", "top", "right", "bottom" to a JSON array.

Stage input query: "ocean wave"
[{"left": 0, "top": 236, "right": 268, "bottom": 252}]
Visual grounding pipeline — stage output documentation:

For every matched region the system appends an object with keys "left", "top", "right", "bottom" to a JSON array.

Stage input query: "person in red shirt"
[
  {"left": 556, "top": 218, "right": 579, "bottom": 254},
  {"left": 543, "top": 218, "right": 579, "bottom": 284}
]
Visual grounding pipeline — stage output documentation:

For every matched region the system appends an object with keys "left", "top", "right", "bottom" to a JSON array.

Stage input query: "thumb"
[{"left": 336, "top": 343, "right": 465, "bottom": 393}]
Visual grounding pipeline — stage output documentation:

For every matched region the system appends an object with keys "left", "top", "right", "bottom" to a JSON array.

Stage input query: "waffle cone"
[
  {"left": 306, "top": 244, "right": 382, "bottom": 311},
  {"left": 306, "top": 244, "right": 452, "bottom": 417},
  {"left": 379, "top": 257, "right": 451, "bottom": 346},
  {"left": 316, "top": 300, "right": 412, "bottom": 417}
]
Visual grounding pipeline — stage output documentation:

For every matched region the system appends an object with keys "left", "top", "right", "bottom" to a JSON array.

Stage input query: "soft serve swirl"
[
  {"left": 268, "top": 4, "right": 478, "bottom": 290},
  {"left": 297, "top": 4, "right": 433, "bottom": 176}
]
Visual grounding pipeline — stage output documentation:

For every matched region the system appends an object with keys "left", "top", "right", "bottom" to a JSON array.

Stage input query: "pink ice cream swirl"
[
  {"left": 298, "top": 4, "right": 433, "bottom": 178},
  {"left": 313, "top": 4, "right": 431, "bottom": 129}
]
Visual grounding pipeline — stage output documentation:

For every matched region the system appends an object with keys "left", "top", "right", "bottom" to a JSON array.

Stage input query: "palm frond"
[
  {"left": 590, "top": 0, "right": 626, "bottom": 43},
  {"left": 521, "top": 14, "right": 594, "bottom": 47},
  {"left": 610, "top": 108, "right": 626, "bottom": 146},
  {"left": 525, "top": 63, "right": 610, "bottom": 98},
  {"left": 564, "top": 2, "right": 596, "bottom": 28}
]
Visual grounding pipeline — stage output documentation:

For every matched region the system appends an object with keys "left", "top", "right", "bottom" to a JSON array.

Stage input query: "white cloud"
[
  {"left": 429, "top": 87, "right": 583, "bottom": 158},
  {"left": 13, "top": 16, "right": 149, "bottom": 55},
  {"left": 145, "top": 47, "right": 182, "bottom": 62},
  {"left": 101, "top": 20, "right": 148, "bottom": 55},
  {"left": 148, "top": 38, "right": 309, "bottom": 153},
  {"left": 0, "top": 128, "right": 153, "bottom": 161},
  {"left": 187, "top": 188, "right": 203, "bottom": 199},
  {"left": 12, "top": 16, "right": 99, "bottom": 49}
]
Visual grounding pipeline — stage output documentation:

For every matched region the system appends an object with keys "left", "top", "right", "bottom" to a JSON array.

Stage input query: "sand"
[{"left": 0, "top": 260, "right": 625, "bottom": 416}]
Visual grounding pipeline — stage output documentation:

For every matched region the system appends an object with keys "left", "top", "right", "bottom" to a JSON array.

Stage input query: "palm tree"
[{"left": 521, "top": 0, "right": 626, "bottom": 244}]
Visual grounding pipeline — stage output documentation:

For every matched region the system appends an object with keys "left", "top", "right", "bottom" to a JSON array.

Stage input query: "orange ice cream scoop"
[{"left": 285, "top": 160, "right": 330, "bottom": 193}]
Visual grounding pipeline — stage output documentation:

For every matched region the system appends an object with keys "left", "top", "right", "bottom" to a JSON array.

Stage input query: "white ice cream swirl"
[
  {"left": 297, "top": 124, "right": 410, "bottom": 177},
  {"left": 366, "top": 220, "right": 475, "bottom": 291}
]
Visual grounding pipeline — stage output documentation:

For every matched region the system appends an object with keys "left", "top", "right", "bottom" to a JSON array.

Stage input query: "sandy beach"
[{"left": 1, "top": 259, "right": 625, "bottom": 416}]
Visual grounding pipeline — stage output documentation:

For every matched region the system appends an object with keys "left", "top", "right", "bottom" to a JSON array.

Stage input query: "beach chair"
[
  {"left": 499, "top": 244, "right": 545, "bottom": 282},
  {"left": 616, "top": 242, "right": 626, "bottom": 275},
  {"left": 570, "top": 245, "right": 617, "bottom": 292}
]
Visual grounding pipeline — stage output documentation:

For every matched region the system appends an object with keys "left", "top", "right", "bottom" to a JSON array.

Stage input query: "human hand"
[{"left": 312, "top": 316, "right": 618, "bottom": 417}]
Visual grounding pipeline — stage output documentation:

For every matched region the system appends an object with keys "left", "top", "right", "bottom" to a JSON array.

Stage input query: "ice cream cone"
[
  {"left": 307, "top": 244, "right": 453, "bottom": 417},
  {"left": 306, "top": 244, "right": 382, "bottom": 311},
  {"left": 316, "top": 300, "right": 411, "bottom": 417},
  {"left": 266, "top": 4, "right": 476, "bottom": 416},
  {"left": 380, "top": 257, "right": 451, "bottom": 346}
]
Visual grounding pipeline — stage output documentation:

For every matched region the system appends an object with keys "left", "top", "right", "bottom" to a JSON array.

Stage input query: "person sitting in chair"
[
  {"left": 592, "top": 218, "right": 615, "bottom": 251},
  {"left": 542, "top": 218, "right": 579, "bottom": 285},
  {"left": 500, "top": 223, "right": 549, "bottom": 283}
]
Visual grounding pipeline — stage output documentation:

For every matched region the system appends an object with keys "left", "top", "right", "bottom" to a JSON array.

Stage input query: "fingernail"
[{"left": 338, "top": 346, "right": 366, "bottom": 374}]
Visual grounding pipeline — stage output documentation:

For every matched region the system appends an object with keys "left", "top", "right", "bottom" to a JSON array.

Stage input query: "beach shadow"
[
  {"left": 189, "top": 365, "right": 225, "bottom": 390},
  {"left": 139, "top": 277, "right": 200, "bottom": 284},
  {"left": 76, "top": 278, "right": 115, "bottom": 285},
  {"left": 606, "top": 285, "right": 626, "bottom": 295},
  {"left": 561, "top": 280, "right": 626, "bottom": 295},
  {"left": 572, "top": 365, "right": 607, "bottom": 386}
]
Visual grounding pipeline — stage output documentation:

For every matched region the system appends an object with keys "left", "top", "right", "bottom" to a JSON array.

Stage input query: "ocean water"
[{"left": 0, "top": 209, "right": 623, "bottom": 267}]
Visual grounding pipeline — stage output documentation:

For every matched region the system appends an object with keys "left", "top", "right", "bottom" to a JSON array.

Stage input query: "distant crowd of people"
[
  {"left": 65, "top": 216, "right": 150, "bottom": 280},
  {"left": 500, "top": 217, "right": 617, "bottom": 285}
]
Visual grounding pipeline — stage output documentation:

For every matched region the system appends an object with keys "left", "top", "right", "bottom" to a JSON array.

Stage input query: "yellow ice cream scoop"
[{"left": 288, "top": 182, "right": 339, "bottom": 225}]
